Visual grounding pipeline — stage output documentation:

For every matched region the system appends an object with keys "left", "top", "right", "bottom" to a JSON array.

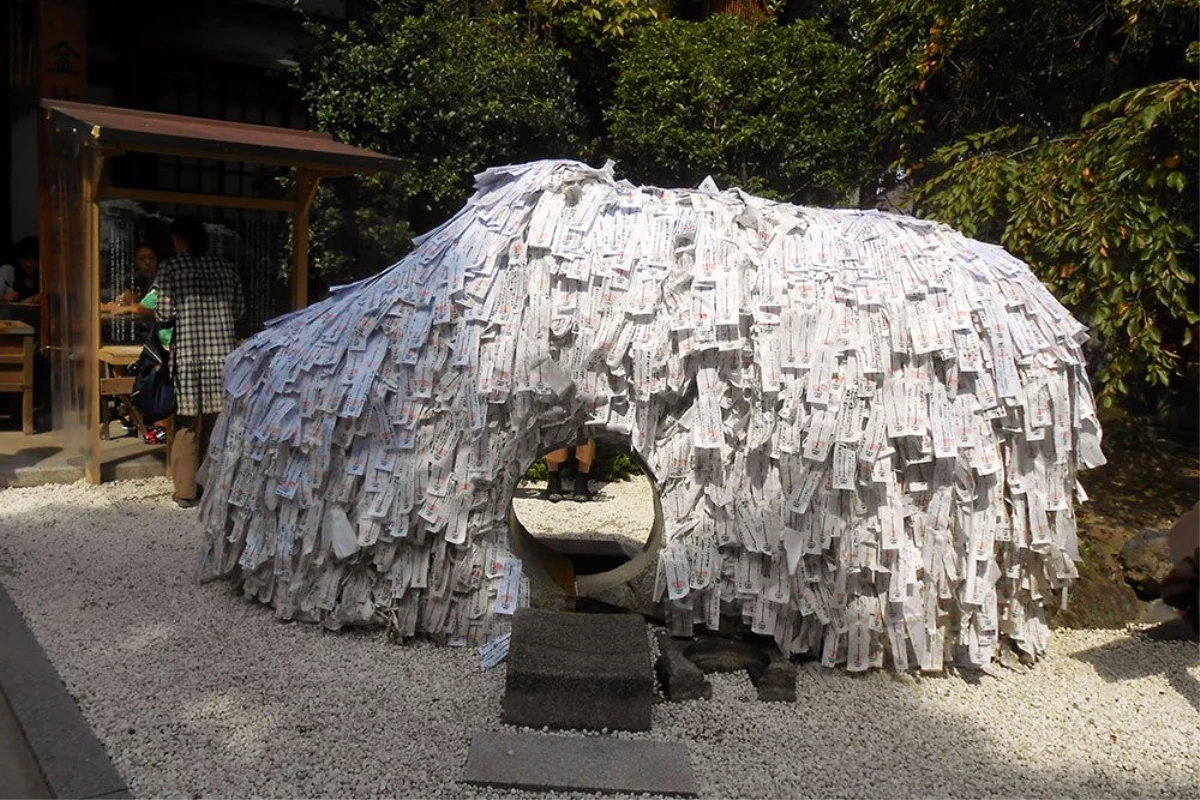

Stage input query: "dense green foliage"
[
  {"left": 295, "top": 0, "right": 1198, "bottom": 401},
  {"left": 298, "top": 3, "right": 585, "bottom": 272},
  {"left": 306, "top": 174, "right": 415, "bottom": 288},
  {"left": 525, "top": 0, "right": 661, "bottom": 41},
  {"left": 917, "top": 78, "right": 1198, "bottom": 406},
  {"left": 607, "top": 14, "right": 871, "bottom": 204},
  {"left": 857, "top": 0, "right": 1102, "bottom": 166},
  {"left": 858, "top": 0, "right": 1199, "bottom": 405}
]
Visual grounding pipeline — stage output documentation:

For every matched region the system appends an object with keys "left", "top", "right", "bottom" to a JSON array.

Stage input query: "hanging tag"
[
  {"left": 494, "top": 557, "right": 522, "bottom": 615},
  {"left": 663, "top": 548, "right": 690, "bottom": 601}
]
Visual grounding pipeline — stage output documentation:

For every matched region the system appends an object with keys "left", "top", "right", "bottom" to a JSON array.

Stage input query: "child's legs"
[
  {"left": 574, "top": 438, "right": 595, "bottom": 473},
  {"left": 544, "top": 448, "right": 569, "bottom": 471}
]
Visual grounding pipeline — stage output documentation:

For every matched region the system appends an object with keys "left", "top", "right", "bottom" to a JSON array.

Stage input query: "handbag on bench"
[{"left": 130, "top": 323, "right": 176, "bottom": 424}]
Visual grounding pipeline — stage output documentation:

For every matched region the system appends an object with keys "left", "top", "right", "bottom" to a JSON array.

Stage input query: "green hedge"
[{"left": 521, "top": 442, "right": 643, "bottom": 484}]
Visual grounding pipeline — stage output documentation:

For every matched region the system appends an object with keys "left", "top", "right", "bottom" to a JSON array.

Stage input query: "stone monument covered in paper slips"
[{"left": 196, "top": 159, "right": 1105, "bottom": 672}]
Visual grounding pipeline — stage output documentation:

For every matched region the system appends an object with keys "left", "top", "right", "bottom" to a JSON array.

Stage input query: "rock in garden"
[
  {"left": 1167, "top": 502, "right": 1199, "bottom": 563},
  {"left": 1120, "top": 529, "right": 1175, "bottom": 599},
  {"left": 655, "top": 633, "right": 797, "bottom": 702},
  {"left": 1161, "top": 558, "right": 1199, "bottom": 633}
]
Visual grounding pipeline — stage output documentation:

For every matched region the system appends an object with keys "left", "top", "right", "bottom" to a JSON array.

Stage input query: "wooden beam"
[
  {"left": 99, "top": 376, "right": 135, "bottom": 395},
  {"left": 290, "top": 170, "right": 323, "bottom": 311},
  {"left": 100, "top": 141, "right": 370, "bottom": 174},
  {"left": 96, "top": 185, "right": 297, "bottom": 212}
]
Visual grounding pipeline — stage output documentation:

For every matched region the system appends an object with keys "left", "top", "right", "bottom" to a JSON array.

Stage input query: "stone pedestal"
[{"left": 502, "top": 608, "right": 653, "bottom": 732}]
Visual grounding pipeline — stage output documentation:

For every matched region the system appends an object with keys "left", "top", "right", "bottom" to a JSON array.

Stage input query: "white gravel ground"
[
  {"left": 0, "top": 478, "right": 1197, "bottom": 799},
  {"left": 513, "top": 475, "right": 654, "bottom": 550}
]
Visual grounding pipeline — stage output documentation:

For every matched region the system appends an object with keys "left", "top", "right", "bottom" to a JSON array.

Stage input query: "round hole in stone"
[{"left": 508, "top": 435, "right": 664, "bottom": 605}]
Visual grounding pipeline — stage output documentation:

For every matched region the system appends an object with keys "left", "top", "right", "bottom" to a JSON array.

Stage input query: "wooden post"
[
  {"left": 290, "top": 171, "right": 323, "bottom": 311},
  {"left": 83, "top": 147, "right": 104, "bottom": 484},
  {"left": 20, "top": 334, "right": 33, "bottom": 435},
  {"left": 38, "top": 108, "right": 52, "bottom": 413}
]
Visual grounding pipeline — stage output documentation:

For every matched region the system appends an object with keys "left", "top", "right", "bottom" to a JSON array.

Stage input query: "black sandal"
[
  {"left": 543, "top": 473, "right": 564, "bottom": 503},
  {"left": 572, "top": 474, "right": 593, "bottom": 503}
]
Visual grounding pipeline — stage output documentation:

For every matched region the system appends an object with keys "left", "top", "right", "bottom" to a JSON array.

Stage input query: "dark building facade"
[{"left": 3, "top": 0, "right": 345, "bottom": 248}]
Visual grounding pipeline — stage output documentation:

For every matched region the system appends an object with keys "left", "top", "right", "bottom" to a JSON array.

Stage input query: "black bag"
[{"left": 130, "top": 326, "right": 176, "bottom": 423}]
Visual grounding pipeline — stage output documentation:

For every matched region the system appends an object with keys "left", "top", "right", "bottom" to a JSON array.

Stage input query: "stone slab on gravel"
[
  {"left": 654, "top": 634, "right": 712, "bottom": 702},
  {"left": 0, "top": 687, "right": 51, "bottom": 799},
  {"left": 0, "top": 582, "right": 130, "bottom": 800},
  {"left": 503, "top": 608, "right": 652, "bottom": 732},
  {"left": 655, "top": 634, "right": 796, "bottom": 703},
  {"left": 462, "top": 731, "right": 698, "bottom": 796}
]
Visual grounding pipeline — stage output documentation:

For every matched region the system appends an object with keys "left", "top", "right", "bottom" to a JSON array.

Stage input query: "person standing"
[{"left": 155, "top": 217, "right": 244, "bottom": 508}]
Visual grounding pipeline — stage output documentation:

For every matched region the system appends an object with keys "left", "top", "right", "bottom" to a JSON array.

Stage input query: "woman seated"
[
  {"left": 0, "top": 237, "right": 40, "bottom": 304},
  {"left": 101, "top": 242, "right": 161, "bottom": 318}
]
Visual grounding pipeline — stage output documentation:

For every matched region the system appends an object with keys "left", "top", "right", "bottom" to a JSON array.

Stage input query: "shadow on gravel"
[
  {"left": 1, "top": 499, "right": 1197, "bottom": 799},
  {"left": 510, "top": 484, "right": 620, "bottom": 502},
  {"left": 1074, "top": 628, "right": 1200, "bottom": 715}
]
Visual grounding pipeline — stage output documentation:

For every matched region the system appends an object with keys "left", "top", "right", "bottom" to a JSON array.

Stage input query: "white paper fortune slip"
[{"left": 480, "top": 632, "right": 511, "bottom": 669}]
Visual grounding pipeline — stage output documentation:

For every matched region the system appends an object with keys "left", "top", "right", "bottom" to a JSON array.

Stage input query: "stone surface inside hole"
[
  {"left": 682, "top": 638, "right": 771, "bottom": 674},
  {"left": 510, "top": 443, "right": 654, "bottom": 577}
]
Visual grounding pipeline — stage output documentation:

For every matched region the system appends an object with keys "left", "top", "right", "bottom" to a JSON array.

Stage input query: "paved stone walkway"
[
  {"left": 0, "top": 686, "right": 50, "bottom": 799},
  {"left": 0, "top": 582, "right": 132, "bottom": 799}
]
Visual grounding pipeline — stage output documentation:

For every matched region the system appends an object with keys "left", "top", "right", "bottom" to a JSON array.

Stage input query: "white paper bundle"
[{"left": 196, "top": 159, "right": 1104, "bottom": 670}]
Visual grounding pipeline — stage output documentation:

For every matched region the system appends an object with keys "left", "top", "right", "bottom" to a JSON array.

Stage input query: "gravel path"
[
  {"left": 513, "top": 475, "right": 654, "bottom": 550},
  {"left": 0, "top": 479, "right": 1197, "bottom": 799}
]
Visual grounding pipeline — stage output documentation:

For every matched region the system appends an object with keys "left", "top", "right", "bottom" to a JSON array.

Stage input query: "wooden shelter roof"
[{"left": 41, "top": 99, "right": 403, "bottom": 174}]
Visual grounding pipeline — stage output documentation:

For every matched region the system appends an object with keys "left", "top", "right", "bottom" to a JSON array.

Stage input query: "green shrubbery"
[
  {"left": 298, "top": 3, "right": 585, "bottom": 281},
  {"left": 295, "top": 0, "right": 1198, "bottom": 402},
  {"left": 606, "top": 14, "right": 871, "bottom": 205},
  {"left": 520, "top": 443, "right": 644, "bottom": 484}
]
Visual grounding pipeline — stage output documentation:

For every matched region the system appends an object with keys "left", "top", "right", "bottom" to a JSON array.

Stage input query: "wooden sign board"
[{"left": 39, "top": 0, "right": 87, "bottom": 102}]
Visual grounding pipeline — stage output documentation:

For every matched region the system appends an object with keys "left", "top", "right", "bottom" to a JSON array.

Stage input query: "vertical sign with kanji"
[{"left": 39, "top": 0, "right": 87, "bottom": 101}]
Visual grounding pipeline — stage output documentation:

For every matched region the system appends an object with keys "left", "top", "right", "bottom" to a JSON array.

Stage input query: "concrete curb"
[
  {"left": 0, "top": 582, "right": 132, "bottom": 799},
  {"left": 1, "top": 451, "right": 166, "bottom": 489}
]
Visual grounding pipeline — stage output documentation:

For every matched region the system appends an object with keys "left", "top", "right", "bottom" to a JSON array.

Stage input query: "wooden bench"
[
  {"left": 0, "top": 320, "right": 35, "bottom": 434},
  {"left": 98, "top": 345, "right": 147, "bottom": 440}
]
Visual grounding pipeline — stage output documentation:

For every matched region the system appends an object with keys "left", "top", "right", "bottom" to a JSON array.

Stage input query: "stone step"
[{"left": 502, "top": 608, "right": 653, "bottom": 732}]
